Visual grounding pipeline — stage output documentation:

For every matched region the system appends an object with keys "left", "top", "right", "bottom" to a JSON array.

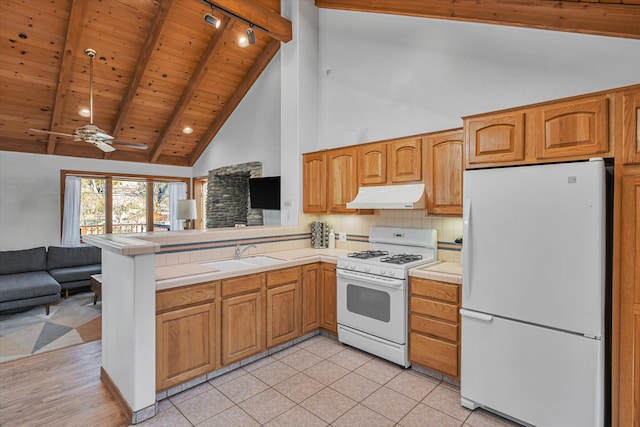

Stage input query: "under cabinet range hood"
[{"left": 346, "top": 183, "right": 426, "bottom": 209}]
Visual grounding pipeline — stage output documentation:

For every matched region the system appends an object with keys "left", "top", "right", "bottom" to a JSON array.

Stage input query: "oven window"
[{"left": 346, "top": 284, "right": 390, "bottom": 322}]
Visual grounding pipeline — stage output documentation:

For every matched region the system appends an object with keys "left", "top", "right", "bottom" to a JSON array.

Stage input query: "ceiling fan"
[{"left": 29, "top": 48, "right": 148, "bottom": 153}]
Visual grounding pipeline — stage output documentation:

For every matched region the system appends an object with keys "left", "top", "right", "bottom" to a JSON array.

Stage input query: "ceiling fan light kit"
[{"left": 28, "top": 48, "right": 148, "bottom": 153}]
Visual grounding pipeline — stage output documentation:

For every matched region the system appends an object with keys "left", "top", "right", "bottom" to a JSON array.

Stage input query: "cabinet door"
[
  {"left": 327, "top": 147, "right": 358, "bottom": 213},
  {"left": 621, "top": 89, "right": 640, "bottom": 165},
  {"left": 266, "top": 283, "right": 300, "bottom": 347},
  {"left": 156, "top": 303, "right": 216, "bottom": 392},
  {"left": 425, "top": 130, "right": 463, "bottom": 215},
  {"left": 303, "top": 152, "right": 327, "bottom": 213},
  {"left": 358, "top": 142, "right": 387, "bottom": 185},
  {"left": 466, "top": 112, "right": 525, "bottom": 166},
  {"left": 320, "top": 263, "right": 337, "bottom": 333},
  {"left": 535, "top": 96, "right": 609, "bottom": 160},
  {"left": 410, "top": 332, "right": 458, "bottom": 378},
  {"left": 389, "top": 137, "right": 422, "bottom": 183},
  {"left": 302, "top": 263, "right": 322, "bottom": 334},
  {"left": 221, "top": 292, "right": 264, "bottom": 365},
  {"left": 619, "top": 174, "right": 640, "bottom": 427}
]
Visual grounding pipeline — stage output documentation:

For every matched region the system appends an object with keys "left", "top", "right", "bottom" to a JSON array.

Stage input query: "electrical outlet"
[{"left": 338, "top": 232, "right": 347, "bottom": 242}]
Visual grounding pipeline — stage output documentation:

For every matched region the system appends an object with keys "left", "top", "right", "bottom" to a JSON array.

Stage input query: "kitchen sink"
[{"left": 200, "top": 256, "right": 284, "bottom": 271}]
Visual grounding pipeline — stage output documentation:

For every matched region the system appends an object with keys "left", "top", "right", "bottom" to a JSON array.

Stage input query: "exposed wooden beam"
[
  {"left": 189, "top": 38, "right": 281, "bottom": 166},
  {"left": 46, "top": 0, "right": 89, "bottom": 154},
  {"left": 110, "top": 0, "right": 173, "bottom": 140},
  {"left": 150, "top": 17, "right": 232, "bottom": 162},
  {"left": 207, "top": 0, "right": 292, "bottom": 42},
  {"left": 315, "top": 0, "right": 640, "bottom": 40}
]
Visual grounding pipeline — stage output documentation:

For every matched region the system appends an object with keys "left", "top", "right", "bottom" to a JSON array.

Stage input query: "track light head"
[
  {"left": 247, "top": 25, "right": 256, "bottom": 45},
  {"left": 204, "top": 6, "right": 221, "bottom": 28}
]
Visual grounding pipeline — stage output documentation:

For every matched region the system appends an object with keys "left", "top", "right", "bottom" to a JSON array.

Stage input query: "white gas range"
[{"left": 336, "top": 226, "right": 438, "bottom": 367}]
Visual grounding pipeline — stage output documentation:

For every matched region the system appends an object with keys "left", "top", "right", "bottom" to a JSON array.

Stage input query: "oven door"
[{"left": 336, "top": 268, "right": 407, "bottom": 344}]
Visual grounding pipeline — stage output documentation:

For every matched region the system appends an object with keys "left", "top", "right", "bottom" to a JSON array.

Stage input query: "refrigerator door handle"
[
  {"left": 460, "top": 308, "right": 493, "bottom": 322},
  {"left": 463, "top": 198, "right": 471, "bottom": 298}
]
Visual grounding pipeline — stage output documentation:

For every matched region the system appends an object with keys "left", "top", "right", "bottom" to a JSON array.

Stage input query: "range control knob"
[
  {"left": 388, "top": 270, "right": 396, "bottom": 277},
  {"left": 364, "top": 265, "right": 371, "bottom": 273},
  {"left": 380, "top": 268, "right": 387, "bottom": 276},
  {"left": 349, "top": 262, "right": 356, "bottom": 270}
]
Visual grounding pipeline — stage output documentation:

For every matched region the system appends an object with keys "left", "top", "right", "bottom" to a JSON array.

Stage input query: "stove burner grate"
[
  {"left": 380, "top": 254, "right": 423, "bottom": 265},
  {"left": 347, "top": 250, "right": 389, "bottom": 259}
]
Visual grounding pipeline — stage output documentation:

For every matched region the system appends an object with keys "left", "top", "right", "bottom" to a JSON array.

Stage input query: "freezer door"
[
  {"left": 460, "top": 311, "right": 604, "bottom": 427},
  {"left": 462, "top": 160, "right": 605, "bottom": 337}
]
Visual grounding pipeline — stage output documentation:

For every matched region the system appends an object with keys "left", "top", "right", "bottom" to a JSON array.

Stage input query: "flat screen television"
[{"left": 249, "top": 176, "right": 281, "bottom": 210}]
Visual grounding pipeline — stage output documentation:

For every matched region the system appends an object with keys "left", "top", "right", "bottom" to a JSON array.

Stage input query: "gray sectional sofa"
[{"left": 0, "top": 245, "right": 101, "bottom": 315}]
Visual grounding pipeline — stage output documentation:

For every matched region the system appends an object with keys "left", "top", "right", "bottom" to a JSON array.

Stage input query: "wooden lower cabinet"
[
  {"left": 409, "top": 277, "right": 460, "bottom": 379},
  {"left": 156, "top": 282, "right": 217, "bottom": 392},
  {"left": 266, "top": 267, "right": 301, "bottom": 348},
  {"left": 302, "top": 263, "right": 322, "bottom": 334},
  {"left": 220, "top": 274, "right": 265, "bottom": 366},
  {"left": 320, "top": 263, "right": 337, "bottom": 333}
]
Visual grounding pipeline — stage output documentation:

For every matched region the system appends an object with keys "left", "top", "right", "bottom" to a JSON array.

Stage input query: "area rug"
[{"left": 0, "top": 291, "right": 101, "bottom": 363}]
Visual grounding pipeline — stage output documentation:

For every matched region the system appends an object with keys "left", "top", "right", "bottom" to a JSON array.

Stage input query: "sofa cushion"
[
  {"left": 48, "top": 264, "right": 101, "bottom": 284},
  {"left": 0, "top": 271, "right": 61, "bottom": 302},
  {"left": 47, "top": 245, "right": 101, "bottom": 270},
  {"left": 0, "top": 247, "right": 47, "bottom": 276}
]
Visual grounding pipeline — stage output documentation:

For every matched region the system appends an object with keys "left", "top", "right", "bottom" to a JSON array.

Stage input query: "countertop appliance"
[
  {"left": 337, "top": 226, "right": 437, "bottom": 367},
  {"left": 461, "top": 159, "right": 608, "bottom": 427}
]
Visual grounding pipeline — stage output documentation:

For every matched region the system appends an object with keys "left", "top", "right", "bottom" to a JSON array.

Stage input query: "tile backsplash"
[
  {"left": 151, "top": 210, "right": 462, "bottom": 267},
  {"left": 306, "top": 210, "right": 463, "bottom": 263}
]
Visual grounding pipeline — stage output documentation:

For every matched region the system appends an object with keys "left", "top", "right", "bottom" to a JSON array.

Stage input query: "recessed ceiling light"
[
  {"left": 238, "top": 36, "right": 249, "bottom": 48},
  {"left": 182, "top": 127, "right": 194, "bottom": 134},
  {"left": 78, "top": 108, "right": 91, "bottom": 118}
]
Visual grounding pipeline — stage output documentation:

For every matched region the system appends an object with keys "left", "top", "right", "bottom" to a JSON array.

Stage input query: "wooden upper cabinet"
[
  {"left": 389, "top": 137, "right": 422, "bottom": 183},
  {"left": 465, "top": 112, "right": 525, "bottom": 167},
  {"left": 358, "top": 142, "right": 387, "bottom": 185},
  {"left": 327, "top": 147, "right": 359, "bottom": 213},
  {"left": 302, "top": 152, "right": 326, "bottom": 213},
  {"left": 621, "top": 88, "right": 640, "bottom": 165},
  {"left": 424, "top": 129, "right": 463, "bottom": 215},
  {"left": 534, "top": 96, "right": 609, "bottom": 160},
  {"left": 358, "top": 137, "right": 422, "bottom": 186}
]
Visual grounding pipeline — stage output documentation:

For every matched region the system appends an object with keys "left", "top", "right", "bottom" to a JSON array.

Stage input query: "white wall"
[
  {"left": 192, "top": 54, "right": 282, "bottom": 178},
  {"left": 0, "top": 151, "right": 191, "bottom": 250},
  {"left": 318, "top": 10, "right": 640, "bottom": 148}
]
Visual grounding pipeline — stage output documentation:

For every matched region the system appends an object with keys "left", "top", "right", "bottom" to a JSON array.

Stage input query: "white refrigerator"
[{"left": 460, "top": 159, "right": 606, "bottom": 427}]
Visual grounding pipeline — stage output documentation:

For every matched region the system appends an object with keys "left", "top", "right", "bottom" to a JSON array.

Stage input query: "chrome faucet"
[{"left": 235, "top": 243, "right": 256, "bottom": 260}]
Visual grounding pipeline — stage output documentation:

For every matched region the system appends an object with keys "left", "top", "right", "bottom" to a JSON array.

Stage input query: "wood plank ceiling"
[
  {"left": 0, "top": 1, "right": 638, "bottom": 166},
  {"left": 0, "top": 0, "right": 290, "bottom": 166}
]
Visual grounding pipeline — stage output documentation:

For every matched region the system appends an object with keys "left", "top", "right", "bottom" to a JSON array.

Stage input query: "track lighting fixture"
[
  {"left": 204, "top": 6, "right": 221, "bottom": 28},
  {"left": 247, "top": 24, "right": 256, "bottom": 45},
  {"left": 199, "top": 1, "right": 268, "bottom": 46}
]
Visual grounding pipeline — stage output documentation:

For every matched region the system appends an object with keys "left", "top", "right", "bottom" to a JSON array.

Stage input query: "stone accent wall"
[{"left": 206, "top": 162, "right": 263, "bottom": 228}]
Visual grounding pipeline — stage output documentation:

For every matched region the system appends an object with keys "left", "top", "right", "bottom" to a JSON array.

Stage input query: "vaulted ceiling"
[{"left": 0, "top": 0, "right": 638, "bottom": 166}]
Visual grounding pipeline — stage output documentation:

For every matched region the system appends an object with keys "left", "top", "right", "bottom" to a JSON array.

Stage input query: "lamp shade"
[{"left": 177, "top": 199, "right": 197, "bottom": 220}]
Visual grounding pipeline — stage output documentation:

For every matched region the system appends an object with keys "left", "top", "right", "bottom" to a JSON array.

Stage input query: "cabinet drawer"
[
  {"left": 267, "top": 267, "right": 301, "bottom": 288},
  {"left": 411, "top": 314, "right": 458, "bottom": 342},
  {"left": 411, "top": 297, "right": 458, "bottom": 322},
  {"left": 156, "top": 282, "right": 216, "bottom": 313},
  {"left": 410, "top": 332, "right": 458, "bottom": 378},
  {"left": 411, "top": 279, "right": 458, "bottom": 303},
  {"left": 221, "top": 273, "right": 264, "bottom": 297}
]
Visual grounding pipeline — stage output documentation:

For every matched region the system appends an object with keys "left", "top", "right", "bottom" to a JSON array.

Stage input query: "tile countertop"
[
  {"left": 156, "top": 248, "right": 352, "bottom": 291},
  {"left": 408, "top": 261, "right": 462, "bottom": 285},
  {"left": 156, "top": 249, "right": 462, "bottom": 291}
]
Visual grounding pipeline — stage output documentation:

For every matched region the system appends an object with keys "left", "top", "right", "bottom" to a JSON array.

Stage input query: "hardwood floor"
[{"left": 0, "top": 340, "right": 129, "bottom": 427}]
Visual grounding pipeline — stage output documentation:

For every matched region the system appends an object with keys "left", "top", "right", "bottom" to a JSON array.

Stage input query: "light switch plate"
[{"left": 338, "top": 232, "right": 347, "bottom": 242}]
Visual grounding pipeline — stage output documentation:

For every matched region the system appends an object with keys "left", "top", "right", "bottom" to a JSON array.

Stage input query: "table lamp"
[{"left": 177, "top": 199, "right": 197, "bottom": 230}]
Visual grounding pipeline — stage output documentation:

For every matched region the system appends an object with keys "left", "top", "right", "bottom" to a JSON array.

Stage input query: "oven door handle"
[{"left": 336, "top": 269, "right": 405, "bottom": 288}]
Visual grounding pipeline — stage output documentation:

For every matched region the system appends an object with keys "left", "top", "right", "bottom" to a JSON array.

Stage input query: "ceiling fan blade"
[
  {"left": 28, "top": 128, "right": 74, "bottom": 138},
  {"left": 112, "top": 140, "right": 149, "bottom": 150},
  {"left": 94, "top": 131, "right": 114, "bottom": 141},
  {"left": 89, "top": 140, "right": 116, "bottom": 153}
]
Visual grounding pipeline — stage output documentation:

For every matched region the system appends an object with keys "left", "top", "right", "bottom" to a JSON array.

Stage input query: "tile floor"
[{"left": 139, "top": 335, "right": 521, "bottom": 427}]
